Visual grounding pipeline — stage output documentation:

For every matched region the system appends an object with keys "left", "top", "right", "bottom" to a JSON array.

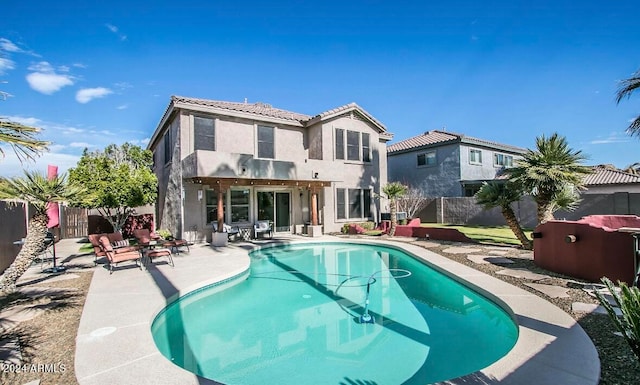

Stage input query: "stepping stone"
[
  {"left": 518, "top": 252, "right": 534, "bottom": 260},
  {"left": 583, "top": 287, "right": 618, "bottom": 306},
  {"left": 571, "top": 302, "right": 622, "bottom": 316},
  {"left": 22, "top": 381, "right": 40, "bottom": 385},
  {"left": 467, "top": 255, "right": 514, "bottom": 265},
  {"left": 485, "top": 246, "right": 511, "bottom": 251},
  {"left": 415, "top": 241, "right": 441, "bottom": 248},
  {"left": 524, "top": 283, "right": 570, "bottom": 298},
  {"left": 495, "top": 268, "right": 550, "bottom": 281},
  {"left": 487, "top": 250, "right": 509, "bottom": 255},
  {"left": 17, "top": 286, "right": 78, "bottom": 299},
  {"left": 0, "top": 301, "right": 57, "bottom": 333},
  {"left": 0, "top": 337, "right": 22, "bottom": 365},
  {"left": 442, "top": 247, "right": 482, "bottom": 254}
]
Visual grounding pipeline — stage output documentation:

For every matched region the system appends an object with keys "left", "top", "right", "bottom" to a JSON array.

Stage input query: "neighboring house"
[
  {"left": 147, "top": 96, "right": 393, "bottom": 241},
  {"left": 387, "top": 130, "right": 526, "bottom": 197},
  {"left": 582, "top": 165, "right": 640, "bottom": 194}
]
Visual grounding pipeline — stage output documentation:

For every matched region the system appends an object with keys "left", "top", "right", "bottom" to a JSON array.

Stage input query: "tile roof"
[
  {"left": 387, "top": 130, "right": 526, "bottom": 154},
  {"left": 312, "top": 102, "right": 388, "bottom": 132},
  {"left": 172, "top": 95, "right": 312, "bottom": 123},
  {"left": 387, "top": 130, "right": 459, "bottom": 152},
  {"left": 584, "top": 166, "right": 640, "bottom": 186}
]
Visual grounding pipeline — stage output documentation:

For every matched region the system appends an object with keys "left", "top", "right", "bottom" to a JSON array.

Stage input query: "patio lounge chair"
[
  {"left": 89, "top": 232, "right": 139, "bottom": 265},
  {"left": 98, "top": 236, "right": 142, "bottom": 274},
  {"left": 212, "top": 222, "right": 241, "bottom": 241},
  {"left": 143, "top": 247, "right": 174, "bottom": 268},
  {"left": 254, "top": 220, "right": 273, "bottom": 239},
  {"left": 133, "top": 228, "right": 161, "bottom": 245}
]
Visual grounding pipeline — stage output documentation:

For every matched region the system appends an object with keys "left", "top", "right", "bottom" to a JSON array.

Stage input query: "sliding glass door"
[{"left": 257, "top": 191, "right": 290, "bottom": 232}]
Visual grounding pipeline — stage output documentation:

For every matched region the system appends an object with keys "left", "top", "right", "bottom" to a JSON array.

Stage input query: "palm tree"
[
  {"left": 624, "top": 162, "right": 640, "bottom": 175},
  {"left": 0, "top": 119, "right": 49, "bottom": 162},
  {"left": 382, "top": 182, "right": 408, "bottom": 237},
  {"left": 616, "top": 69, "right": 640, "bottom": 137},
  {"left": 0, "top": 171, "right": 87, "bottom": 293},
  {"left": 475, "top": 181, "right": 532, "bottom": 250},
  {"left": 505, "top": 133, "right": 592, "bottom": 224}
]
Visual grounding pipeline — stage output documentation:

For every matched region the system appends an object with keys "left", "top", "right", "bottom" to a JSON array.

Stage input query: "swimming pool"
[{"left": 151, "top": 242, "right": 518, "bottom": 384}]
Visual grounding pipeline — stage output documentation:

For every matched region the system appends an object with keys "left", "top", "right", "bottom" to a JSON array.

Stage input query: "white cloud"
[
  {"left": 0, "top": 38, "right": 21, "bottom": 53},
  {"left": 105, "top": 23, "right": 127, "bottom": 41},
  {"left": 69, "top": 142, "right": 93, "bottom": 148},
  {"left": 0, "top": 57, "right": 15, "bottom": 74},
  {"left": 116, "top": 104, "right": 129, "bottom": 110},
  {"left": 588, "top": 132, "right": 631, "bottom": 145},
  {"left": 3, "top": 115, "right": 42, "bottom": 127},
  {"left": 73, "top": 63, "right": 87, "bottom": 69},
  {"left": 76, "top": 87, "right": 113, "bottom": 103},
  {"left": 25, "top": 61, "right": 74, "bottom": 94}
]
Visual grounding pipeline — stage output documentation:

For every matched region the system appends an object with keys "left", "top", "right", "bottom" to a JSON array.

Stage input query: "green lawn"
[{"left": 420, "top": 223, "right": 532, "bottom": 246}]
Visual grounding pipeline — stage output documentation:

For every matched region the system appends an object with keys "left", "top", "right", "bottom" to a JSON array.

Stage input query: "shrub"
[
  {"left": 341, "top": 222, "right": 376, "bottom": 234},
  {"left": 595, "top": 277, "right": 640, "bottom": 363},
  {"left": 156, "top": 228, "right": 173, "bottom": 239}
]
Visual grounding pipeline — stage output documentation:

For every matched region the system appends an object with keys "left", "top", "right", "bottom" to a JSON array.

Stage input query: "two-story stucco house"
[
  {"left": 387, "top": 130, "right": 526, "bottom": 197},
  {"left": 147, "top": 96, "right": 393, "bottom": 241}
]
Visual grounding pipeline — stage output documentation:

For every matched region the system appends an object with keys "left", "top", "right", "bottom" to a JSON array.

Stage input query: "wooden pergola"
[{"left": 191, "top": 177, "right": 330, "bottom": 232}]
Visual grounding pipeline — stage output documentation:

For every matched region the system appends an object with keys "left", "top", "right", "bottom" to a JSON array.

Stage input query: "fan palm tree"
[
  {"left": 0, "top": 119, "right": 49, "bottom": 162},
  {"left": 382, "top": 182, "right": 408, "bottom": 237},
  {"left": 0, "top": 171, "right": 87, "bottom": 293},
  {"left": 624, "top": 162, "right": 640, "bottom": 175},
  {"left": 616, "top": 69, "right": 640, "bottom": 137},
  {"left": 475, "top": 181, "right": 532, "bottom": 250},
  {"left": 505, "top": 133, "right": 592, "bottom": 224}
]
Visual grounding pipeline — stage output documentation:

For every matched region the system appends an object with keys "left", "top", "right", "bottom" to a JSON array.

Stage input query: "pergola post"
[
  {"left": 310, "top": 188, "right": 319, "bottom": 226},
  {"left": 216, "top": 182, "right": 231, "bottom": 233}
]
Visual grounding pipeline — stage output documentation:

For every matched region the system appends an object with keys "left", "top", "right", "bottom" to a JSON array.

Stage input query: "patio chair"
[
  {"left": 89, "top": 232, "right": 139, "bottom": 265},
  {"left": 98, "top": 236, "right": 142, "bottom": 274},
  {"left": 254, "top": 220, "right": 273, "bottom": 239},
  {"left": 212, "top": 222, "right": 241, "bottom": 241},
  {"left": 133, "top": 229, "right": 161, "bottom": 245}
]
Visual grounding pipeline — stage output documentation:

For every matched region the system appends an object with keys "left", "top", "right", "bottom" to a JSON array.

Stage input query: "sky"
[{"left": 1, "top": 0, "right": 640, "bottom": 177}]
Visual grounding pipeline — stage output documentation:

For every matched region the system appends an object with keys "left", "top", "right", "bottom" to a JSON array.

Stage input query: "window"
[
  {"left": 417, "top": 151, "right": 436, "bottom": 167},
  {"left": 230, "top": 189, "right": 250, "bottom": 222},
  {"left": 205, "top": 190, "right": 226, "bottom": 224},
  {"left": 362, "top": 133, "right": 370, "bottom": 162},
  {"left": 194, "top": 116, "right": 215, "bottom": 151},
  {"left": 335, "top": 128, "right": 345, "bottom": 160},
  {"left": 336, "top": 188, "right": 372, "bottom": 220},
  {"left": 464, "top": 184, "right": 482, "bottom": 197},
  {"left": 336, "top": 188, "right": 346, "bottom": 219},
  {"left": 346, "top": 131, "right": 360, "bottom": 161},
  {"left": 469, "top": 149, "right": 482, "bottom": 165},
  {"left": 335, "top": 129, "right": 371, "bottom": 162},
  {"left": 164, "top": 129, "right": 172, "bottom": 164},
  {"left": 494, "top": 153, "right": 513, "bottom": 167},
  {"left": 257, "top": 125, "right": 274, "bottom": 159}
]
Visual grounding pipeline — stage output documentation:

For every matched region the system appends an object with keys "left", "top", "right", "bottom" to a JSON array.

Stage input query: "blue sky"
[{"left": 1, "top": 0, "right": 639, "bottom": 177}]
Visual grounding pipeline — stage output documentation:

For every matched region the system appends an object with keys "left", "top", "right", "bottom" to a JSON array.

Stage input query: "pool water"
[{"left": 152, "top": 243, "right": 518, "bottom": 384}]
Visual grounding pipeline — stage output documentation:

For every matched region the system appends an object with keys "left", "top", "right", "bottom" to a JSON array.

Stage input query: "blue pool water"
[{"left": 151, "top": 242, "right": 518, "bottom": 384}]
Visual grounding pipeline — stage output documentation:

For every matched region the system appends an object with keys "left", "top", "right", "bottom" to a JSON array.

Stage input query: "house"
[
  {"left": 583, "top": 165, "right": 640, "bottom": 194},
  {"left": 387, "top": 130, "right": 527, "bottom": 197},
  {"left": 147, "top": 96, "right": 393, "bottom": 241}
]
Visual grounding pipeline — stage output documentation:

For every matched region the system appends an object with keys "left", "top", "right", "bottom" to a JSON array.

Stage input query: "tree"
[
  {"left": 0, "top": 118, "right": 50, "bottom": 162},
  {"left": 505, "top": 133, "right": 592, "bottom": 224},
  {"left": 382, "top": 182, "right": 408, "bottom": 237},
  {"left": 68, "top": 143, "right": 158, "bottom": 232},
  {"left": 397, "top": 186, "right": 429, "bottom": 219},
  {"left": 475, "top": 181, "right": 532, "bottom": 250},
  {"left": 0, "top": 171, "right": 87, "bottom": 293},
  {"left": 616, "top": 68, "right": 640, "bottom": 137},
  {"left": 624, "top": 162, "right": 640, "bottom": 175}
]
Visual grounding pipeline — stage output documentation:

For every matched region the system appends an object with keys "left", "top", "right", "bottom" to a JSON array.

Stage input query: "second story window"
[
  {"left": 164, "top": 129, "right": 172, "bottom": 165},
  {"left": 469, "top": 149, "right": 482, "bottom": 165},
  {"left": 494, "top": 153, "right": 513, "bottom": 167},
  {"left": 194, "top": 116, "right": 215, "bottom": 151},
  {"left": 257, "top": 125, "right": 274, "bottom": 159},
  {"left": 335, "top": 128, "right": 371, "bottom": 162},
  {"left": 417, "top": 151, "right": 436, "bottom": 167},
  {"left": 335, "top": 128, "right": 345, "bottom": 159}
]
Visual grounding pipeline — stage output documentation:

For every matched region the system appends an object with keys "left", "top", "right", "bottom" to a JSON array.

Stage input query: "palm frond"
[{"left": 0, "top": 119, "right": 50, "bottom": 162}]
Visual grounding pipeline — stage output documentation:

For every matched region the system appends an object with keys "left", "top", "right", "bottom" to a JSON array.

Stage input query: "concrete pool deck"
[{"left": 73, "top": 235, "right": 600, "bottom": 385}]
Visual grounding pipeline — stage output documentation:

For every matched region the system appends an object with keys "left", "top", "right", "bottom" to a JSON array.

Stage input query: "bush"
[
  {"left": 341, "top": 222, "right": 376, "bottom": 233},
  {"left": 156, "top": 229, "right": 173, "bottom": 239},
  {"left": 595, "top": 277, "right": 640, "bottom": 363}
]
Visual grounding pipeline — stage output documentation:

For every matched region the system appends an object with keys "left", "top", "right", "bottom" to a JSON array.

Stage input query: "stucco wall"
[
  {"left": 459, "top": 144, "right": 506, "bottom": 181},
  {"left": 388, "top": 143, "right": 462, "bottom": 197}
]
